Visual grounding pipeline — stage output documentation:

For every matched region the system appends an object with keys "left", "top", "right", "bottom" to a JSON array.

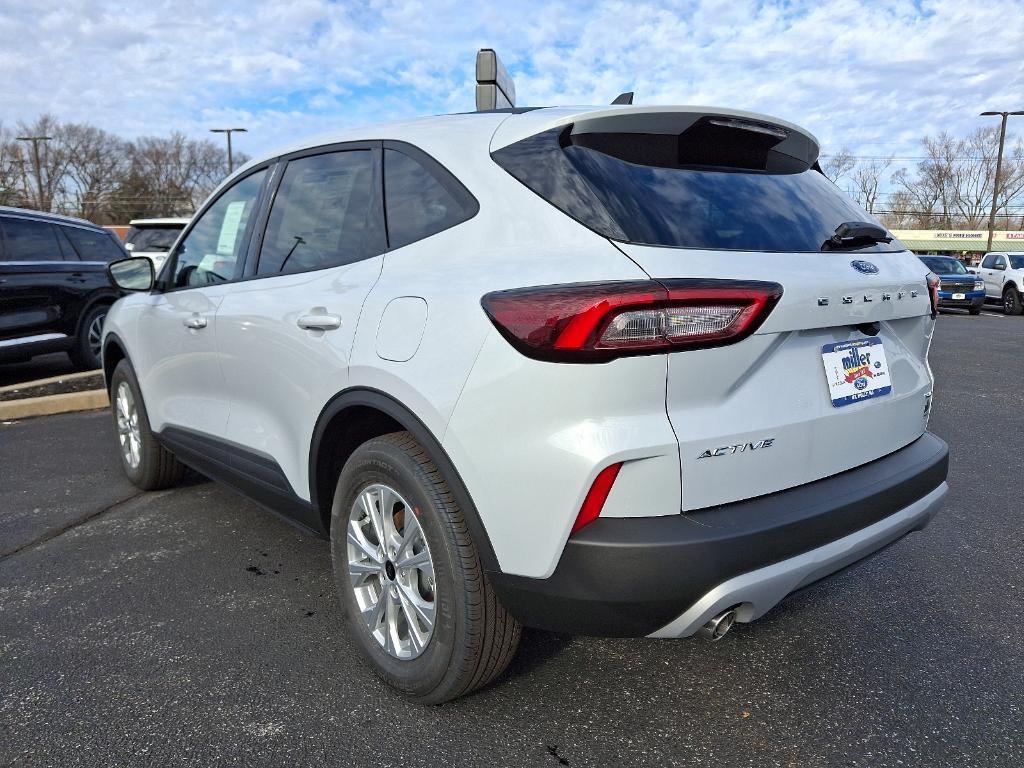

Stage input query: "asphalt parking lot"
[{"left": 2, "top": 312, "right": 1022, "bottom": 767}]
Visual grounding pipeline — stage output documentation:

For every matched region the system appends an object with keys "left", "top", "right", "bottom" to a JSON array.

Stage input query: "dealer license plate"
[
  {"left": 952, "top": 292, "right": 965, "bottom": 300},
  {"left": 821, "top": 337, "right": 892, "bottom": 408}
]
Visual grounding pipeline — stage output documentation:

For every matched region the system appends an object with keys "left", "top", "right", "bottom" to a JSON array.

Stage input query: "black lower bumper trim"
[{"left": 488, "top": 432, "right": 948, "bottom": 637}]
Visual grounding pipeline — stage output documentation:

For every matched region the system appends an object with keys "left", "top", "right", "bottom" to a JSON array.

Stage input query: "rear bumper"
[{"left": 488, "top": 432, "right": 949, "bottom": 637}]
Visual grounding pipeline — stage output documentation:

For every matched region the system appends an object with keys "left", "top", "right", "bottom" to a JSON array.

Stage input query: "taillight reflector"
[
  {"left": 927, "top": 274, "right": 940, "bottom": 317},
  {"left": 571, "top": 462, "right": 623, "bottom": 535},
  {"left": 481, "top": 279, "right": 783, "bottom": 362}
]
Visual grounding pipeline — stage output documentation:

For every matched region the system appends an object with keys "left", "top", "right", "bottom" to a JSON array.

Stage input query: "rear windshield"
[
  {"left": 1011, "top": 256, "right": 1024, "bottom": 270},
  {"left": 920, "top": 256, "right": 967, "bottom": 274},
  {"left": 491, "top": 125, "right": 901, "bottom": 253},
  {"left": 126, "top": 225, "right": 183, "bottom": 252}
]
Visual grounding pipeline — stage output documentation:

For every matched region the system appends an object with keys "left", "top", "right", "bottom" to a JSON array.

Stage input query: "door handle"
[
  {"left": 297, "top": 312, "right": 342, "bottom": 331},
  {"left": 183, "top": 315, "right": 208, "bottom": 330}
]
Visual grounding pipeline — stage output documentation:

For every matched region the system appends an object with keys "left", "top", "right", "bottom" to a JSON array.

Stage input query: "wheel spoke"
[
  {"left": 347, "top": 525, "right": 383, "bottom": 564},
  {"left": 361, "top": 588, "right": 386, "bottom": 632},
  {"left": 394, "top": 512, "right": 422, "bottom": 562},
  {"left": 396, "top": 548, "right": 430, "bottom": 570},
  {"left": 384, "top": 590, "right": 400, "bottom": 655},
  {"left": 396, "top": 585, "right": 429, "bottom": 654},
  {"left": 361, "top": 490, "right": 386, "bottom": 547},
  {"left": 348, "top": 560, "right": 380, "bottom": 587},
  {"left": 397, "top": 580, "right": 435, "bottom": 629},
  {"left": 377, "top": 485, "right": 403, "bottom": 545}
]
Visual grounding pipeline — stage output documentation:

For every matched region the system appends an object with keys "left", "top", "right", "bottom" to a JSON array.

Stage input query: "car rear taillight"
[
  {"left": 481, "top": 279, "right": 783, "bottom": 362},
  {"left": 927, "top": 274, "right": 940, "bottom": 317}
]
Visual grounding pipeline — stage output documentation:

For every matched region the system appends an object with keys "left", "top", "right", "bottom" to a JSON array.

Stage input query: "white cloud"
[{"left": 0, "top": 0, "right": 1021, "bottom": 166}]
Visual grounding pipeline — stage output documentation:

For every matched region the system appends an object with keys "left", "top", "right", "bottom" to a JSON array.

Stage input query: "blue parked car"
[{"left": 918, "top": 255, "right": 985, "bottom": 315}]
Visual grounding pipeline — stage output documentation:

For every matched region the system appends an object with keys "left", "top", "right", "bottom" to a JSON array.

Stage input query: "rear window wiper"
[{"left": 822, "top": 222, "right": 892, "bottom": 251}]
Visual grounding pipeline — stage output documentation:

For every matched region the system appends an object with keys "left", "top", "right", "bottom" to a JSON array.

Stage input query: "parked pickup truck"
[{"left": 977, "top": 251, "right": 1024, "bottom": 315}]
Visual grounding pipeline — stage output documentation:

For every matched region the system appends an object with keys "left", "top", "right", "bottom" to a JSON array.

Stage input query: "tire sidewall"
[
  {"left": 76, "top": 304, "right": 108, "bottom": 369},
  {"left": 330, "top": 439, "right": 465, "bottom": 698},
  {"left": 109, "top": 360, "right": 154, "bottom": 486},
  {"left": 1004, "top": 288, "right": 1022, "bottom": 315}
]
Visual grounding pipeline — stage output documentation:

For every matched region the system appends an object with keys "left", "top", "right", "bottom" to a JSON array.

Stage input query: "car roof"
[
  {"left": 128, "top": 217, "right": 191, "bottom": 227},
  {"left": 0, "top": 205, "right": 102, "bottom": 230},
  {"left": 233, "top": 104, "right": 819, "bottom": 176}
]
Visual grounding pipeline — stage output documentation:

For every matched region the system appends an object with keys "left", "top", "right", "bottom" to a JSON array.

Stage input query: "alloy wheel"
[
  {"left": 347, "top": 483, "right": 436, "bottom": 660},
  {"left": 115, "top": 382, "right": 142, "bottom": 469},
  {"left": 88, "top": 312, "right": 106, "bottom": 361}
]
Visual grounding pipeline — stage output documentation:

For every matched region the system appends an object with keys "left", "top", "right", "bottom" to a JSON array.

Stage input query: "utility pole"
[
  {"left": 980, "top": 110, "right": 1024, "bottom": 253},
  {"left": 15, "top": 135, "right": 52, "bottom": 211},
  {"left": 210, "top": 128, "right": 247, "bottom": 174}
]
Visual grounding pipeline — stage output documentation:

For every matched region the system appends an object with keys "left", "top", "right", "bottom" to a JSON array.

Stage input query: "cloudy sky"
[{"left": 1, "top": 0, "right": 1022, "bottom": 165}]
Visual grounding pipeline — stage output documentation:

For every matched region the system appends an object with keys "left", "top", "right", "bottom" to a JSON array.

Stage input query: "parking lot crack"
[{"left": 0, "top": 491, "right": 145, "bottom": 561}]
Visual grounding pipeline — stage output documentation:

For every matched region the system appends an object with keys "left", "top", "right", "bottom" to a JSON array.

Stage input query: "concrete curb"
[
  {"left": 0, "top": 370, "right": 108, "bottom": 421},
  {"left": 0, "top": 368, "right": 102, "bottom": 394}
]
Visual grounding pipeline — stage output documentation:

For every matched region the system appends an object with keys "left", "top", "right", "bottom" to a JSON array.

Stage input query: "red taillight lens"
[
  {"left": 927, "top": 274, "right": 940, "bottom": 317},
  {"left": 571, "top": 462, "right": 623, "bottom": 534},
  {"left": 481, "top": 279, "right": 783, "bottom": 362}
]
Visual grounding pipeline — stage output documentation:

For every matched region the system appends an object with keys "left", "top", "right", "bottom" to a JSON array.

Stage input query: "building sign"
[
  {"left": 1008, "top": 233, "right": 1024, "bottom": 240},
  {"left": 934, "top": 232, "right": 983, "bottom": 239}
]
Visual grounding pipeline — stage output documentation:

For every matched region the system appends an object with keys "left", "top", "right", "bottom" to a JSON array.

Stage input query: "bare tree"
[
  {"left": 14, "top": 114, "right": 69, "bottom": 212},
  {"left": 851, "top": 156, "right": 893, "bottom": 215},
  {"left": 821, "top": 148, "right": 855, "bottom": 185},
  {"left": 0, "top": 123, "right": 27, "bottom": 206},
  {"left": 880, "top": 127, "right": 1024, "bottom": 230},
  {"left": 57, "top": 123, "right": 128, "bottom": 221}
]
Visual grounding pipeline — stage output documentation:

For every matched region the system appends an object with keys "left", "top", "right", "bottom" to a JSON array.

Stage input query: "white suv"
[
  {"left": 102, "top": 105, "right": 949, "bottom": 703},
  {"left": 977, "top": 251, "right": 1024, "bottom": 314}
]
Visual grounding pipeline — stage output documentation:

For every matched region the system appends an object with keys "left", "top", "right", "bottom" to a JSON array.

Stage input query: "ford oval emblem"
[{"left": 850, "top": 260, "right": 879, "bottom": 275}]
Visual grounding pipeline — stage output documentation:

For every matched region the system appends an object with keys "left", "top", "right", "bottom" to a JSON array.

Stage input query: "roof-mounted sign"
[{"left": 475, "top": 49, "right": 516, "bottom": 111}]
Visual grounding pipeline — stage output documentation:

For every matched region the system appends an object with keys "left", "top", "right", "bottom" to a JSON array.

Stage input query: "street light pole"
[
  {"left": 15, "top": 135, "right": 52, "bottom": 210},
  {"left": 980, "top": 110, "right": 1024, "bottom": 253},
  {"left": 210, "top": 128, "right": 247, "bottom": 174}
]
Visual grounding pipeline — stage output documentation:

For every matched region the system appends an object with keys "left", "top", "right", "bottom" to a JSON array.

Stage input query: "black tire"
[
  {"left": 1003, "top": 287, "right": 1023, "bottom": 316},
  {"left": 968, "top": 306, "right": 982, "bottom": 315},
  {"left": 109, "top": 359, "right": 186, "bottom": 490},
  {"left": 330, "top": 432, "right": 521, "bottom": 704},
  {"left": 69, "top": 303, "right": 109, "bottom": 370}
]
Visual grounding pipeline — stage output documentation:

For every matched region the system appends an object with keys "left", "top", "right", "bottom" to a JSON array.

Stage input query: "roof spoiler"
[{"left": 492, "top": 106, "right": 820, "bottom": 169}]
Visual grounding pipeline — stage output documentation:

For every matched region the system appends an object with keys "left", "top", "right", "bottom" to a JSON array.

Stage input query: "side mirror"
[
  {"left": 995, "top": 263, "right": 1007, "bottom": 271},
  {"left": 108, "top": 257, "right": 155, "bottom": 292}
]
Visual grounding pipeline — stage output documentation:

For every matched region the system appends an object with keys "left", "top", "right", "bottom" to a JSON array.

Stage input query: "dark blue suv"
[{"left": 918, "top": 255, "right": 985, "bottom": 315}]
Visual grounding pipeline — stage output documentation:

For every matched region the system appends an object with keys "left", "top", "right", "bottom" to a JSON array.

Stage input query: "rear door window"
[
  {"left": 257, "top": 150, "right": 383, "bottom": 276},
  {"left": 61, "top": 226, "right": 125, "bottom": 262},
  {"left": 384, "top": 147, "right": 478, "bottom": 250},
  {"left": 492, "top": 124, "right": 899, "bottom": 253},
  {"left": 0, "top": 218, "right": 63, "bottom": 261}
]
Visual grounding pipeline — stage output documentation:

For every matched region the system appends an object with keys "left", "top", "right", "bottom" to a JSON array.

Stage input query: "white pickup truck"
[{"left": 977, "top": 252, "right": 1024, "bottom": 314}]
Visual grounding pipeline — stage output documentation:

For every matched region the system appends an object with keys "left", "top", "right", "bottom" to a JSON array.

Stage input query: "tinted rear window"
[
  {"left": 384, "top": 147, "right": 478, "bottom": 250},
  {"left": 127, "top": 226, "right": 182, "bottom": 252},
  {"left": 492, "top": 126, "right": 901, "bottom": 253},
  {"left": 62, "top": 226, "right": 125, "bottom": 262},
  {"left": 1, "top": 217, "right": 62, "bottom": 261}
]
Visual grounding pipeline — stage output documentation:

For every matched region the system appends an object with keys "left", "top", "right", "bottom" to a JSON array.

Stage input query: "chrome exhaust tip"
[{"left": 696, "top": 608, "right": 738, "bottom": 641}]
